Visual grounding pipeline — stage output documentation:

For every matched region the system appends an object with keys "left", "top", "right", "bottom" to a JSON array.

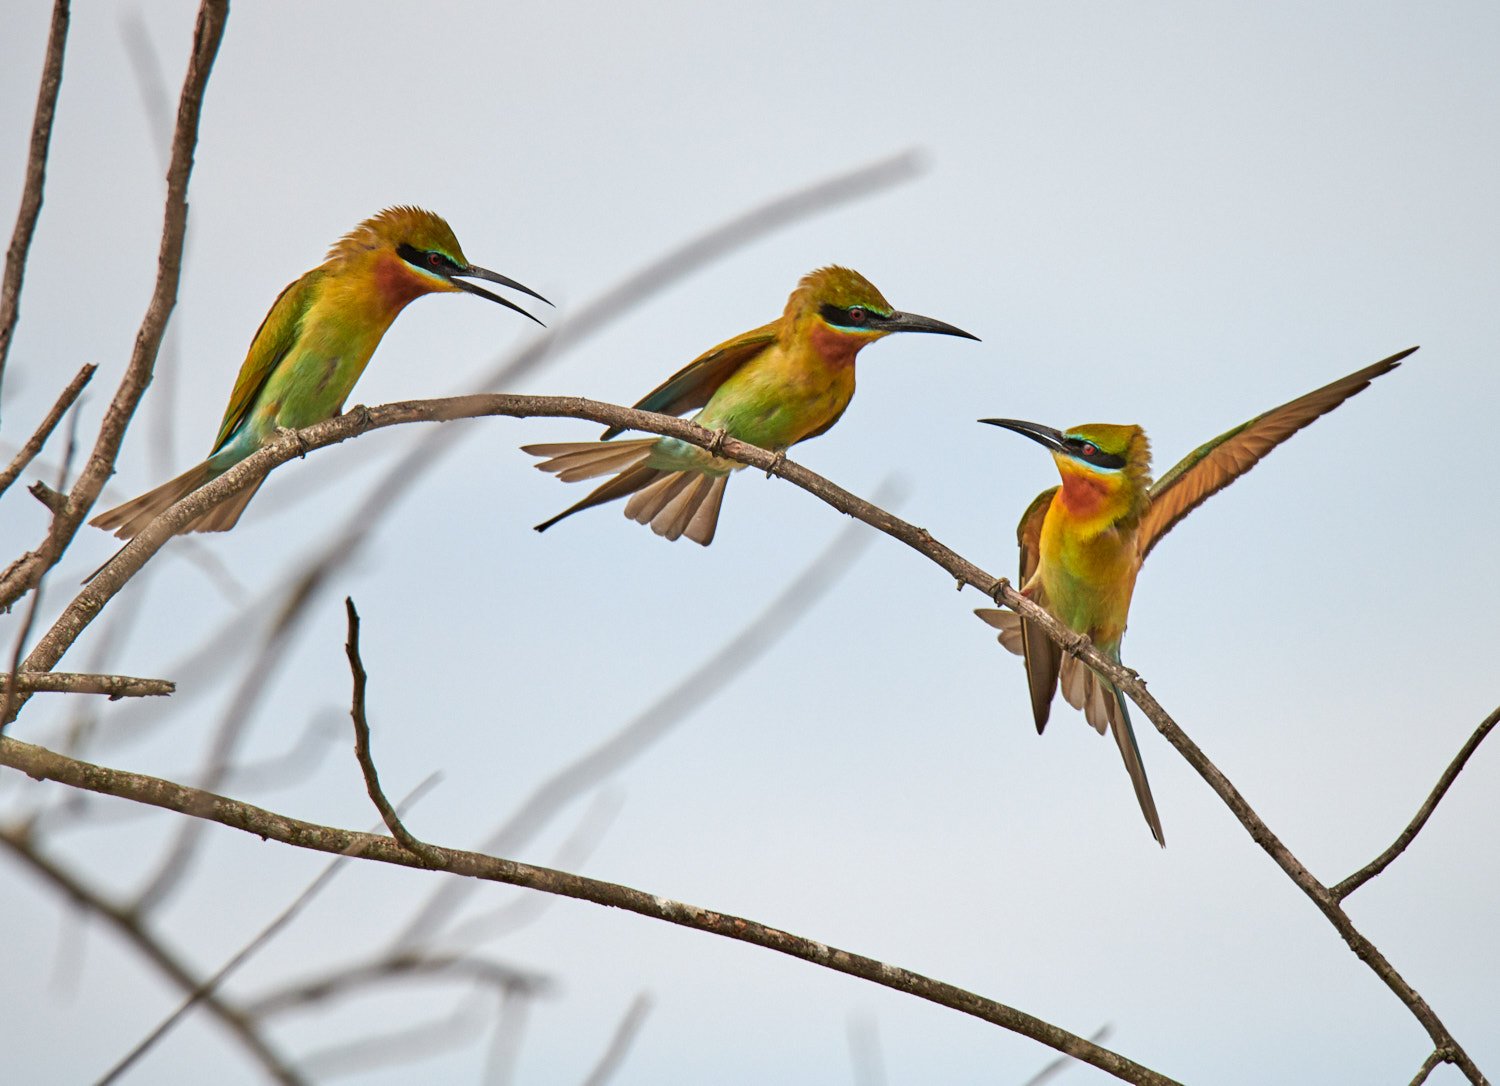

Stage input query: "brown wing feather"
[
  {"left": 600, "top": 321, "right": 780, "bottom": 439},
  {"left": 1136, "top": 347, "right": 1413, "bottom": 561},
  {"left": 1014, "top": 487, "right": 1062, "bottom": 733}
]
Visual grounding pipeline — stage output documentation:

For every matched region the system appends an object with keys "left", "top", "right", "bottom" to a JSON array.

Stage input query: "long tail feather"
[
  {"left": 90, "top": 460, "right": 222, "bottom": 540},
  {"left": 1104, "top": 684, "right": 1165, "bottom": 847},
  {"left": 533, "top": 463, "right": 664, "bottom": 533},
  {"left": 625, "top": 472, "right": 695, "bottom": 524}
]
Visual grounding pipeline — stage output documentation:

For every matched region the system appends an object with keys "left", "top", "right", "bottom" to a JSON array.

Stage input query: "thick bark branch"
[
  {"left": 0, "top": 734, "right": 1178, "bottom": 1086},
  {"left": 0, "top": 671, "right": 173, "bottom": 697}
]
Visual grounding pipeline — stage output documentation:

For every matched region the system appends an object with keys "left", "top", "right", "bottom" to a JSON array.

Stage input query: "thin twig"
[
  {"left": 1333, "top": 704, "right": 1500, "bottom": 901},
  {"left": 0, "top": 0, "right": 70, "bottom": 410},
  {"left": 580, "top": 993, "right": 652, "bottom": 1086},
  {"left": 0, "top": 672, "right": 173, "bottom": 698},
  {"left": 1022, "top": 1025, "right": 1115, "bottom": 1086},
  {"left": 0, "top": 734, "right": 1178, "bottom": 1086},
  {"left": 1410, "top": 1048, "right": 1452, "bottom": 1086},
  {"left": 0, "top": 826, "right": 301, "bottom": 1085},
  {"left": 0, "top": 0, "right": 227, "bottom": 613},
  {"left": 0, "top": 364, "right": 94, "bottom": 500},
  {"left": 246, "top": 953, "right": 550, "bottom": 1019},
  {"left": 344, "top": 597, "right": 440, "bottom": 863}
]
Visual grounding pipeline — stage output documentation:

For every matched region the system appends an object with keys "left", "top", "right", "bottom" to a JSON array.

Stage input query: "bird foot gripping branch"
[{"left": 764, "top": 450, "right": 786, "bottom": 478}]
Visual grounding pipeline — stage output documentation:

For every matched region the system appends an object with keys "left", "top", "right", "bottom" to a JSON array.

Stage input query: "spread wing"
[
  {"left": 210, "top": 272, "right": 319, "bottom": 453},
  {"left": 1016, "top": 486, "right": 1062, "bottom": 733},
  {"left": 1135, "top": 347, "right": 1414, "bottom": 562},
  {"left": 601, "top": 321, "right": 779, "bottom": 439}
]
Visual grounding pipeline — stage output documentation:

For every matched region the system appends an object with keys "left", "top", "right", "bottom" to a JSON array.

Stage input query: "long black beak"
[
  {"left": 884, "top": 310, "right": 980, "bottom": 340},
  {"left": 453, "top": 264, "right": 552, "bottom": 326},
  {"left": 979, "top": 417, "right": 1066, "bottom": 453}
]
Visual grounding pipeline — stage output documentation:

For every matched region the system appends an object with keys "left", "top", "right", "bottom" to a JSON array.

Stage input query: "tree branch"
[
  {"left": 0, "top": 671, "right": 173, "bottom": 698},
  {"left": 0, "top": 364, "right": 94, "bottom": 500},
  {"left": 0, "top": 0, "right": 70, "bottom": 410},
  {"left": 6, "top": 391, "right": 1490, "bottom": 1082},
  {"left": 1333, "top": 703, "right": 1500, "bottom": 901},
  {"left": 344, "top": 596, "right": 441, "bottom": 864},
  {"left": 0, "top": 734, "right": 1178, "bottom": 1086},
  {"left": 0, "top": 0, "right": 227, "bottom": 612}
]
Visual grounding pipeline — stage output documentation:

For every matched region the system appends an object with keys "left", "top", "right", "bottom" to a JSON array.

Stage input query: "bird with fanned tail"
[
  {"left": 975, "top": 347, "right": 1416, "bottom": 846},
  {"left": 523, "top": 266, "right": 977, "bottom": 545},
  {"left": 91, "top": 206, "right": 548, "bottom": 539}
]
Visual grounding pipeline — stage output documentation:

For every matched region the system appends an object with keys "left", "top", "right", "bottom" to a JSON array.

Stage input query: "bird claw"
[
  {"left": 764, "top": 450, "right": 786, "bottom": 478},
  {"left": 987, "top": 577, "right": 1011, "bottom": 603},
  {"left": 707, "top": 428, "right": 729, "bottom": 457},
  {"left": 276, "top": 426, "right": 310, "bottom": 458}
]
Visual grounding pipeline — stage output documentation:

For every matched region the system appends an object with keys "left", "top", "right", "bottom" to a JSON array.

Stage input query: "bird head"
[
  {"left": 791, "top": 266, "right": 978, "bottom": 348},
  {"left": 331, "top": 206, "right": 550, "bottom": 324},
  {"left": 980, "top": 419, "right": 1152, "bottom": 520}
]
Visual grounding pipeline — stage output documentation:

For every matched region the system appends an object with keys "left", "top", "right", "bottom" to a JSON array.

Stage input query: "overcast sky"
[{"left": 2, "top": 3, "right": 1497, "bottom": 1083}]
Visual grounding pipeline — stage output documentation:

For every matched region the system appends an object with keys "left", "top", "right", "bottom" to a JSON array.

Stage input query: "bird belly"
[
  {"left": 1039, "top": 530, "right": 1138, "bottom": 645},
  {"left": 697, "top": 359, "right": 855, "bottom": 451}
]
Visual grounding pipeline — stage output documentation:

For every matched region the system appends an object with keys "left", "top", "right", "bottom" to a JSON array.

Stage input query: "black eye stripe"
[
  {"left": 1064, "top": 437, "right": 1128, "bottom": 470},
  {"left": 819, "top": 302, "right": 888, "bottom": 328},
  {"left": 397, "top": 243, "right": 458, "bottom": 274}
]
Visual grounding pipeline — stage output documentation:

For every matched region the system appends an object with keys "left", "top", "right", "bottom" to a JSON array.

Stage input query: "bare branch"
[
  {"left": 1410, "top": 1048, "right": 1453, "bottom": 1086},
  {"left": 4, "top": 390, "right": 1488, "bottom": 1080},
  {"left": 0, "top": 0, "right": 227, "bottom": 612},
  {"left": 298, "top": 992, "right": 492, "bottom": 1079},
  {"left": 0, "top": 0, "right": 70, "bottom": 408},
  {"left": 0, "top": 734, "right": 1177, "bottom": 1086},
  {"left": 0, "top": 825, "right": 301, "bottom": 1085},
  {"left": 1333, "top": 703, "right": 1500, "bottom": 901},
  {"left": 1022, "top": 1025, "right": 1115, "bottom": 1086},
  {"left": 0, "top": 364, "right": 94, "bottom": 500},
  {"left": 344, "top": 596, "right": 440, "bottom": 864},
  {"left": 580, "top": 993, "right": 652, "bottom": 1086},
  {"left": 0, "top": 671, "right": 173, "bottom": 698}
]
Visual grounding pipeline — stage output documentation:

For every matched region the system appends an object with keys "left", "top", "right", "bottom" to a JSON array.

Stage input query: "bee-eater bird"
[
  {"left": 974, "top": 347, "right": 1415, "bottom": 846},
  {"left": 91, "top": 206, "right": 548, "bottom": 539},
  {"left": 523, "top": 266, "right": 977, "bottom": 545}
]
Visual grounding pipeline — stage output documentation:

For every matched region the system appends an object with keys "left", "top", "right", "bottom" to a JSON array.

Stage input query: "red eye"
[
  {"left": 1081, "top": 443, "right": 1097, "bottom": 456},
  {"left": 846, "top": 306, "right": 867, "bottom": 324},
  {"left": 428, "top": 252, "right": 444, "bottom": 269}
]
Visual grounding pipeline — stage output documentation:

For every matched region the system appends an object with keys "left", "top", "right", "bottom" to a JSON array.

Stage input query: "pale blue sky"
[{"left": 2, "top": 3, "right": 1497, "bottom": 1083}]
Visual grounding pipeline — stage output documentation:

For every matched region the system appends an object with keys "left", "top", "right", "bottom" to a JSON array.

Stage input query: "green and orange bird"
[
  {"left": 523, "top": 266, "right": 977, "bottom": 544},
  {"left": 975, "top": 347, "right": 1416, "bottom": 846},
  {"left": 91, "top": 206, "right": 548, "bottom": 538}
]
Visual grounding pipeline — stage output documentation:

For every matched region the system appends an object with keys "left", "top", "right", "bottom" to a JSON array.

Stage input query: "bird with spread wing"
[{"left": 975, "top": 347, "right": 1416, "bottom": 845}]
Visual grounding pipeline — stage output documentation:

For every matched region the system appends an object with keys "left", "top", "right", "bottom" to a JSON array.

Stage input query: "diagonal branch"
[
  {"left": 1333, "top": 703, "right": 1500, "bottom": 901},
  {"left": 0, "top": 364, "right": 94, "bottom": 500},
  {"left": 5, "top": 392, "right": 1491, "bottom": 1082},
  {"left": 0, "top": 734, "right": 1179, "bottom": 1086},
  {"left": 0, "top": 0, "right": 228, "bottom": 613},
  {"left": 0, "top": 0, "right": 70, "bottom": 410}
]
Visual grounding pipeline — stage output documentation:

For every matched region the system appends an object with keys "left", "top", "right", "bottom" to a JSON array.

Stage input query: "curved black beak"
[
  {"left": 453, "top": 264, "right": 552, "bottom": 326},
  {"left": 884, "top": 310, "right": 980, "bottom": 341},
  {"left": 979, "top": 417, "right": 1066, "bottom": 453}
]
